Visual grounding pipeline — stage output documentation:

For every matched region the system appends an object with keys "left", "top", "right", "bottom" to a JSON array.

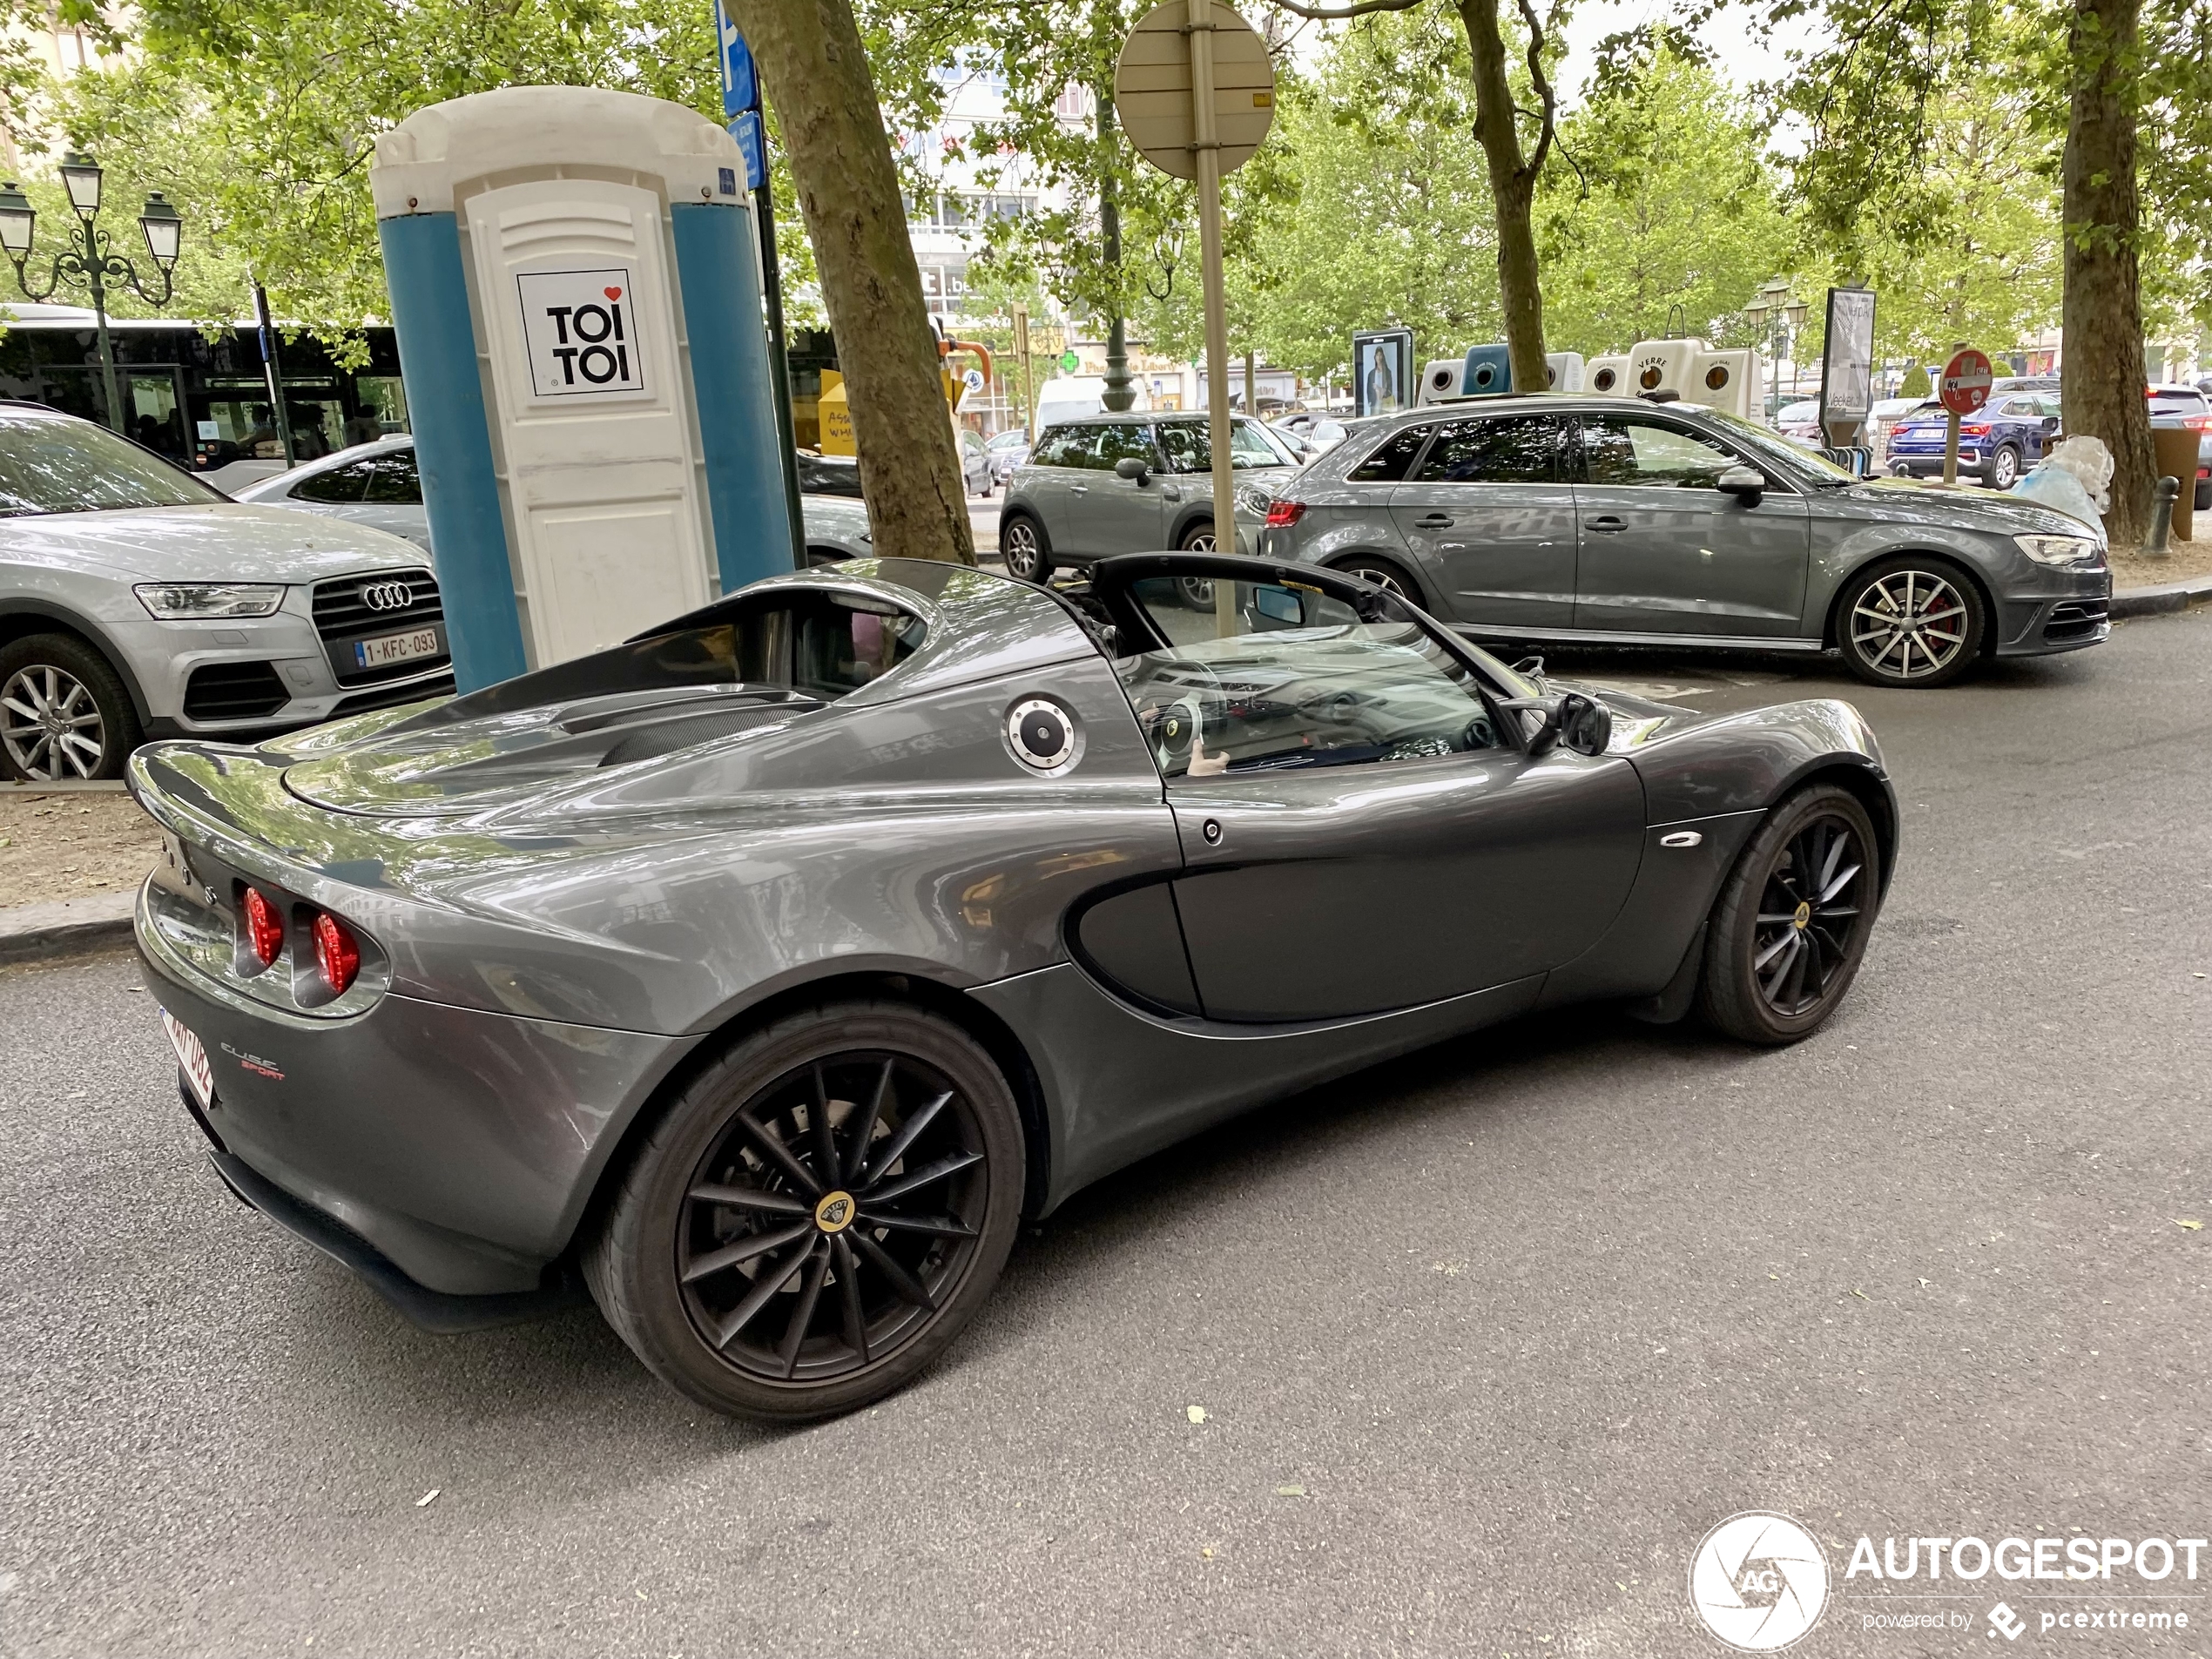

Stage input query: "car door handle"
[
  {"left": 1586, "top": 516, "right": 1627, "bottom": 532},
  {"left": 1413, "top": 514, "right": 1454, "bottom": 529},
  {"left": 1069, "top": 484, "right": 1089, "bottom": 494}
]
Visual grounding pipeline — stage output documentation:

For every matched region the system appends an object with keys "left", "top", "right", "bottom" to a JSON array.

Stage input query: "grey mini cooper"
[
  {"left": 998, "top": 411, "right": 1298, "bottom": 582},
  {"left": 1258, "top": 398, "right": 2112, "bottom": 688}
]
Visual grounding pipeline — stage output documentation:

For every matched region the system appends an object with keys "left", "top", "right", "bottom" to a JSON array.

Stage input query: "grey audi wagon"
[{"left": 1258, "top": 398, "right": 2112, "bottom": 687}]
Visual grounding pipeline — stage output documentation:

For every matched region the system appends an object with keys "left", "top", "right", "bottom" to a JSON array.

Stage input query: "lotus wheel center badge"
[
  {"left": 1792, "top": 901, "right": 1811, "bottom": 931},
  {"left": 814, "top": 1190, "right": 855, "bottom": 1234}
]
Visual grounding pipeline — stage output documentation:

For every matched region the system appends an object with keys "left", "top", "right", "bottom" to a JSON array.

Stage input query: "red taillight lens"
[
  {"left": 1959, "top": 422, "right": 1991, "bottom": 436},
  {"left": 312, "top": 912, "right": 360, "bottom": 995},
  {"left": 1264, "top": 499, "right": 1305, "bottom": 528},
  {"left": 2185, "top": 415, "right": 2212, "bottom": 431},
  {"left": 242, "top": 887, "right": 284, "bottom": 966}
]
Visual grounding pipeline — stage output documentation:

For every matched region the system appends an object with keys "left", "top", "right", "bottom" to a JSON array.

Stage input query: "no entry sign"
[{"left": 1940, "top": 348, "right": 1993, "bottom": 416}]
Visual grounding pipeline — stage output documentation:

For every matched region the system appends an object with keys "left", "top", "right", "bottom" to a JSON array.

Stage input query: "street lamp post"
[
  {"left": 1742, "top": 275, "right": 1809, "bottom": 425},
  {"left": 0, "top": 156, "right": 184, "bottom": 432}
]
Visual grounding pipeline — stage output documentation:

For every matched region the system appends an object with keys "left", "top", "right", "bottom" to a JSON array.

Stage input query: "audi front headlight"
[
  {"left": 2014, "top": 534, "right": 2102, "bottom": 567},
  {"left": 135, "top": 583, "right": 287, "bottom": 619}
]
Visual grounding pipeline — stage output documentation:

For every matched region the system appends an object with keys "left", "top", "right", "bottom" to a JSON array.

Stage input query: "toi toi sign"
[{"left": 516, "top": 267, "right": 646, "bottom": 399}]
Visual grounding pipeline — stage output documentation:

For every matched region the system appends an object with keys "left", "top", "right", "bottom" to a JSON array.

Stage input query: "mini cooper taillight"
[
  {"left": 311, "top": 911, "right": 361, "bottom": 995},
  {"left": 242, "top": 887, "right": 285, "bottom": 966}
]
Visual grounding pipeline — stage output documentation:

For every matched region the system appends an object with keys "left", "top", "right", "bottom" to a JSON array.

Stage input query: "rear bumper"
[{"left": 137, "top": 882, "right": 693, "bottom": 1298}]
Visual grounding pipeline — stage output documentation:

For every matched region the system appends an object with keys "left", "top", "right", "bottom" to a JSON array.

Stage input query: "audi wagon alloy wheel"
[
  {"left": 587, "top": 1000, "right": 1023, "bottom": 1420},
  {"left": 1698, "top": 784, "right": 1881, "bottom": 1044},
  {"left": 1987, "top": 445, "right": 2022, "bottom": 490},
  {"left": 0, "top": 634, "right": 140, "bottom": 781},
  {"left": 1331, "top": 557, "right": 1418, "bottom": 604},
  {"left": 1838, "top": 558, "right": 1985, "bottom": 689},
  {"left": 999, "top": 514, "right": 1052, "bottom": 583}
]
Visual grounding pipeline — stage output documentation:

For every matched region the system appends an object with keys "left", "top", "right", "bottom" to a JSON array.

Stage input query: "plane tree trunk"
[{"left": 727, "top": 0, "right": 974, "bottom": 563}]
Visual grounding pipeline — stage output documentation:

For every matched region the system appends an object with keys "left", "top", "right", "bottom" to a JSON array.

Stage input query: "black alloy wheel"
[
  {"left": 587, "top": 1000, "right": 1022, "bottom": 1420},
  {"left": 1836, "top": 556, "right": 1986, "bottom": 689},
  {"left": 1697, "top": 784, "right": 1881, "bottom": 1045},
  {"left": 1000, "top": 513, "right": 1053, "bottom": 583},
  {"left": 0, "top": 632, "right": 141, "bottom": 781}
]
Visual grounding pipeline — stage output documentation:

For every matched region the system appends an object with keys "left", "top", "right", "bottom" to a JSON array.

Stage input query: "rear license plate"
[
  {"left": 161, "top": 1008, "right": 215, "bottom": 1109},
  {"left": 354, "top": 627, "right": 439, "bottom": 670}
]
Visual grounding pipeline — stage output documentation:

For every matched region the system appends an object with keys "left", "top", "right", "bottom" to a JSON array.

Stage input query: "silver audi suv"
[{"left": 1258, "top": 397, "right": 2112, "bottom": 687}]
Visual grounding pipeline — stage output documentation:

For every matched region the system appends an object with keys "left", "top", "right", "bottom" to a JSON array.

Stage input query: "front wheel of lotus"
[
  {"left": 1836, "top": 557, "right": 1985, "bottom": 688},
  {"left": 1697, "top": 783, "right": 1881, "bottom": 1045},
  {"left": 586, "top": 1000, "right": 1025, "bottom": 1420}
]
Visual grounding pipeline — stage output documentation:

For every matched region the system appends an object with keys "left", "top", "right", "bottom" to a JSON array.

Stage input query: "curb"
[
  {"left": 2112, "top": 571, "right": 2212, "bottom": 619},
  {"left": 3, "top": 779, "right": 130, "bottom": 795},
  {"left": 0, "top": 891, "right": 136, "bottom": 966}
]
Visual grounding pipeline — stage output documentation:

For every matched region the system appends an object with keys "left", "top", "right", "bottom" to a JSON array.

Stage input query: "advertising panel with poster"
[
  {"left": 1819, "top": 287, "right": 1877, "bottom": 443},
  {"left": 1352, "top": 328, "right": 1414, "bottom": 419}
]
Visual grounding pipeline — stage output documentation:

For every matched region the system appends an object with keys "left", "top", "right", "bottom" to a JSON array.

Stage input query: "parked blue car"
[{"left": 1886, "top": 393, "right": 2062, "bottom": 489}]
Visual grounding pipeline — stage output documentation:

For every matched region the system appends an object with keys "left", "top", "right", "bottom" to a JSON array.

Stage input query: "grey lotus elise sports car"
[{"left": 132, "top": 551, "right": 1898, "bottom": 1420}]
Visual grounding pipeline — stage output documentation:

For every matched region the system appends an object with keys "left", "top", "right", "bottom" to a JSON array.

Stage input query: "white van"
[{"left": 1031, "top": 376, "right": 1151, "bottom": 429}]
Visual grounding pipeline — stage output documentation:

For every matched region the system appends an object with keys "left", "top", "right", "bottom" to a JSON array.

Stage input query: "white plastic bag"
[
  {"left": 2045, "top": 435, "right": 2114, "bottom": 510},
  {"left": 2010, "top": 462, "right": 2101, "bottom": 527}
]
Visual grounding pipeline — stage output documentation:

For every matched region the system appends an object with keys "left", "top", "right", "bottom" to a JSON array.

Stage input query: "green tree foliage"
[
  {"left": 1536, "top": 37, "right": 1791, "bottom": 354},
  {"left": 1143, "top": 8, "right": 1504, "bottom": 381},
  {"left": 36, "top": 0, "right": 721, "bottom": 359}
]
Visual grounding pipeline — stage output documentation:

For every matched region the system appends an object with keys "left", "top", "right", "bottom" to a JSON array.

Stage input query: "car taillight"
[
  {"left": 1264, "top": 499, "right": 1306, "bottom": 528},
  {"left": 242, "top": 887, "right": 284, "bottom": 966},
  {"left": 312, "top": 911, "right": 361, "bottom": 995},
  {"left": 1960, "top": 423, "right": 1991, "bottom": 437},
  {"left": 2186, "top": 415, "right": 2212, "bottom": 431}
]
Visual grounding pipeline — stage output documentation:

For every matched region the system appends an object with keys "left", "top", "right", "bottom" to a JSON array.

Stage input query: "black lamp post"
[{"left": 0, "top": 155, "right": 184, "bottom": 431}]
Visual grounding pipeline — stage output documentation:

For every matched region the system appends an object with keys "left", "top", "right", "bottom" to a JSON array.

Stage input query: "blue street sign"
[
  {"left": 714, "top": 1, "right": 759, "bottom": 118},
  {"left": 730, "top": 110, "right": 766, "bottom": 192}
]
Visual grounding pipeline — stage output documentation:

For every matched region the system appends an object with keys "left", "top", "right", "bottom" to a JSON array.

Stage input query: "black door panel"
[
  {"left": 1167, "top": 753, "right": 1645, "bottom": 1022},
  {"left": 1072, "top": 880, "right": 1201, "bottom": 1016}
]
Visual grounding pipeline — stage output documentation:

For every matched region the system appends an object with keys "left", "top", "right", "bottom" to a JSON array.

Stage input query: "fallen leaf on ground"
[
  {"left": 1200, "top": 1545, "right": 1215, "bottom": 1560},
  {"left": 2176, "top": 1219, "right": 2203, "bottom": 1231},
  {"left": 1851, "top": 1288, "right": 1869, "bottom": 1300},
  {"left": 1185, "top": 1405, "right": 1206, "bottom": 1424},
  {"left": 415, "top": 1488, "right": 439, "bottom": 1507},
  {"left": 1275, "top": 1484, "right": 1305, "bottom": 1497}
]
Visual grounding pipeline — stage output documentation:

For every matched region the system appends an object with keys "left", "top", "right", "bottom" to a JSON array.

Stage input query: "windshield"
[
  {"left": 1702, "top": 409, "right": 1858, "bottom": 483},
  {"left": 0, "top": 415, "right": 225, "bottom": 516}
]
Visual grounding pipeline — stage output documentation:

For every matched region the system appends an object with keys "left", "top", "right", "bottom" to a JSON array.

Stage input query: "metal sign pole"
[
  {"left": 1188, "top": 0, "right": 1237, "bottom": 637},
  {"left": 1013, "top": 302, "right": 1035, "bottom": 443}
]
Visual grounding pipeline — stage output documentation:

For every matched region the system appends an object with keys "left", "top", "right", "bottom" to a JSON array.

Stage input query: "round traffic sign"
[
  {"left": 1059, "top": 349, "right": 1080, "bottom": 373},
  {"left": 1114, "top": 0, "right": 1276, "bottom": 181},
  {"left": 1940, "top": 348, "right": 1993, "bottom": 416}
]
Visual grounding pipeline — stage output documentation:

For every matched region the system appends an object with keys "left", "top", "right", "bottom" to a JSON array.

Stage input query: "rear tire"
[
  {"left": 585, "top": 998, "right": 1025, "bottom": 1421},
  {"left": 1175, "top": 522, "right": 1218, "bottom": 609},
  {"left": 1697, "top": 784, "right": 1881, "bottom": 1046},
  {"left": 2195, "top": 479, "right": 2209, "bottom": 513},
  {"left": 999, "top": 512, "right": 1053, "bottom": 583},
  {"left": 1986, "top": 445, "right": 2022, "bottom": 489},
  {"left": 0, "top": 632, "right": 141, "bottom": 781}
]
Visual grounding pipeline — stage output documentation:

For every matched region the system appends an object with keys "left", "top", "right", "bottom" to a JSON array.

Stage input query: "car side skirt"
[
  {"left": 1453, "top": 624, "right": 1826, "bottom": 651},
  {"left": 969, "top": 961, "right": 1546, "bottom": 1216}
]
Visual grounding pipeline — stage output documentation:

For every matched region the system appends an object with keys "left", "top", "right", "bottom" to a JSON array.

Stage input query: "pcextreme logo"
[{"left": 1689, "top": 1512, "right": 1831, "bottom": 1651}]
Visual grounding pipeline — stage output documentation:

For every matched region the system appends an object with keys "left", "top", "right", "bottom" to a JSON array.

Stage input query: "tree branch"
[
  {"left": 1514, "top": 0, "right": 1558, "bottom": 183},
  {"left": 1266, "top": 0, "right": 1426, "bottom": 21}
]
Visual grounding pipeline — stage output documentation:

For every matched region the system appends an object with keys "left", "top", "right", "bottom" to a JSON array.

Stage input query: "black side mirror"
[
  {"left": 1716, "top": 465, "right": 1767, "bottom": 502},
  {"left": 1501, "top": 691, "right": 1610, "bottom": 758},
  {"left": 2042, "top": 415, "right": 2061, "bottom": 434},
  {"left": 1114, "top": 456, "right": 1150, "bottom": 484}
]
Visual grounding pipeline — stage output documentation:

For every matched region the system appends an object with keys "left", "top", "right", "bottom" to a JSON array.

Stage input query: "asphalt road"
[{"left": 4, "top": 609, "right": 2209, "bottom": 1659}]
